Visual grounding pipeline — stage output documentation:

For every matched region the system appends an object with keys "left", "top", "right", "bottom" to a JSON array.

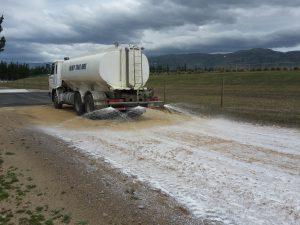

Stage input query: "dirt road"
[{"left": 0, "top": 106, "right": 198, "bottom": 225}]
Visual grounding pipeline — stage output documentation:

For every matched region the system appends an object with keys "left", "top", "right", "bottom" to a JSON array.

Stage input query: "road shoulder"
[{"left": 0, "top": 107, "right": 196, "bottom": 225}]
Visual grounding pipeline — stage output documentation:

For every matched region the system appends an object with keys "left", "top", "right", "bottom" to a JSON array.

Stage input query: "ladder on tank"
[{"left": 133, "top": 49, "right": 144, "bottom": 89}]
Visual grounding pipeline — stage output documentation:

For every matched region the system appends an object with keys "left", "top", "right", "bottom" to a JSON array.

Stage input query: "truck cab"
[{"left": 49, "top": 61, "right": 63, "bottom": 91}]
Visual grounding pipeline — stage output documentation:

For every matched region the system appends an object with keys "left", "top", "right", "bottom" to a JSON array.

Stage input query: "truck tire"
[
  {"left": 74, "top": 92, "right": 85, "bottom": 115},
  {"left": 85, "top": 93, "right": 95, "bottom": 113},
  {"left": 53, "top": 92, "right": 63, "bottom": 109}
]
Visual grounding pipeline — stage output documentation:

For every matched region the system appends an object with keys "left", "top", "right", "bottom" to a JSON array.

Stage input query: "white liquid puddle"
[{"left": 38, "top": 108, "right": 300, "bottom": 225}]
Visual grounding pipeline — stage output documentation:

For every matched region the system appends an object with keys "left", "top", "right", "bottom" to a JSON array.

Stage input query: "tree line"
[{"left": 0, "top": 61, "right": 49, "bottom": 80}]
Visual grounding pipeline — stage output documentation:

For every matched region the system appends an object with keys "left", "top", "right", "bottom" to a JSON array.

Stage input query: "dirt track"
[{"left": 0, "top": 106, "right": 198, "bottom": 225}]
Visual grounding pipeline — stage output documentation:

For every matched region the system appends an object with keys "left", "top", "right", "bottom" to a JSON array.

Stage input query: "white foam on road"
[
  {"left": 38, "top": 112, "right": 300, "bottom": 225},
  {"left": 0, "top": 89, "right": 29, "bottom": 93}
]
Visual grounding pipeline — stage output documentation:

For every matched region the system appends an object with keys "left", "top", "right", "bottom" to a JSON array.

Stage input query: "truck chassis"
[{"left": 50, "top": 84, "right": 163, "bottom": 115}]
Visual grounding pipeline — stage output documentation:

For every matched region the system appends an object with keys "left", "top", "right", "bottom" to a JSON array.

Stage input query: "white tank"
[{"left": 60, "top": 47, "right": 149, "bottom": 90}]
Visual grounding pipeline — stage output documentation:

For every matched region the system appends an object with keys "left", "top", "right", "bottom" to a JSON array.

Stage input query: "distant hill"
[
  {"left": 148, "top": 48, "right": 300, "bottom": 69},
  {"left": 27, "top": 62, "right": 49, "bottom": 69}
]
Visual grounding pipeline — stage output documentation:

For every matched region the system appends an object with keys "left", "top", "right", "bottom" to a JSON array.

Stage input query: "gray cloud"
[
  {"left": 171, "top": 0, "right": 300, "bottom": 7},
  {"left": 1, "top": 0, "right": 300, "bottom": 62},
  {"left": 149, "top": 27, "right": 300, "bottom": 54}
]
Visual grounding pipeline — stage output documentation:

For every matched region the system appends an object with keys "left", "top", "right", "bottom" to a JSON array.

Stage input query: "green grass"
[
  {"left": 5, "top": 152, "right": 15, "bottom": 155},
  {"left": 148, "top": 71, "right": 300, "bottom": 126},
  {"left": 0, "top": 157, "right": 88, "bottom": 225},
  {"left": 0, "top": 75, "right": 48, "bottom": 90},
  {"left": 75, "top": 220, "right": 88, "bottom": 225},
  {"left": 62, "top": 214, "right": 71, "bottom": 224}
]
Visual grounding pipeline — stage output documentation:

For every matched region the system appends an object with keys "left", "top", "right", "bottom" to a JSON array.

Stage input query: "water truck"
[{"left": 48, "top": 45, "right": 163, "bottom": 115}]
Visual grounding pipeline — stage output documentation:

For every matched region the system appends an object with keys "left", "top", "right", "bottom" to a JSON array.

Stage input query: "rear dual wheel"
[
  {"left": 74, "top": 92, "right": 85, "bottom": 115},
  {"left": 84, "top": 93, "right": 95, "bottom": 113}
]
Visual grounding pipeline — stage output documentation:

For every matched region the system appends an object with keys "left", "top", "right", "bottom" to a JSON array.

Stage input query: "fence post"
[
  {"left": 220, "top": 77, "right": 224, "bottom": 108},
  {"left": 163, "top": 75, "right": 166, "bottom": 103}
]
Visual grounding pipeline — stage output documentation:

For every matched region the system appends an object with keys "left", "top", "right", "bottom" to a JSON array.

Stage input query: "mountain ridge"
[{"left": 148, "top": 48, "right": 300, "bottom": 69}]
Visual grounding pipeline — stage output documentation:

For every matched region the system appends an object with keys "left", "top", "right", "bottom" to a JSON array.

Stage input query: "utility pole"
[
  {"left": 220, "top": 77, "right": 224, "bottom": 108},
  {"left": 163, "top": 75, "right": 166, "bottom": 103}
]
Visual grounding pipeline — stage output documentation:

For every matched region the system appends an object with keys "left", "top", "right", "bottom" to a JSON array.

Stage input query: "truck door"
[{"left": 53, "top": 61, "right": 62, "bottom": 88}]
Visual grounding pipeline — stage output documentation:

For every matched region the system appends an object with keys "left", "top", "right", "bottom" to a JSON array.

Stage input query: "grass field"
[
  {"left": 148, "top": 71, "right": 300, "bottom": 126},
  {"left": 0, "top": 71, "right": 299, "bottom": 126},
  {"left": 0, "top": 76, "right": 49, "bottom": 90}
]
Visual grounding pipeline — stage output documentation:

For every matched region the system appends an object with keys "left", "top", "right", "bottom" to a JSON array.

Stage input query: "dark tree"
[{"left": 0, "top": 15, "right": 5, "bottom": 52}]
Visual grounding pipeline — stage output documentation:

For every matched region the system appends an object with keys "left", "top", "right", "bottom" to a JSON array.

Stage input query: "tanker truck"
[{"left": 49, "top": 45, "right": 163, "bottom": 115}]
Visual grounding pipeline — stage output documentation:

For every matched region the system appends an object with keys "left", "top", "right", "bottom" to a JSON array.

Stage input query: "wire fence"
[
  {"left": 148, "top": 71, "right": 300, "bottom": 126},
  {"left": 150, "top": 62, "right": 300, "bottom": 73}
]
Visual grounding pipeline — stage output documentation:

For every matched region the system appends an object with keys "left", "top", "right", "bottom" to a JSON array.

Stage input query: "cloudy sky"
[{"left": 1, "top": 0, "right": 300, "bottom": 62}]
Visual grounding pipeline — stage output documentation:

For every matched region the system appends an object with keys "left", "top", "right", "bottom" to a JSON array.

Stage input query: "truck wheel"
[
  {"left": 85, "top": 93, "right": 95, "bottom": 113},
  {"left": 53, "top": 92, "right": 63, "bottom": 109},
  {"left": 74, "top": 92, "right": 85, "bottom": 115}
]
